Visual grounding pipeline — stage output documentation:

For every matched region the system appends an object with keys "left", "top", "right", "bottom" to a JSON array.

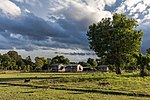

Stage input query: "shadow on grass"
[
  {"left": 0, "top": 76, "right": 107, "bottom": 83},
  {"left": 69, "top": 92, "right": 85, "bottom": 94},
  {"left": 0, "top": 76, "right": 61, "bottom": 82},
  {"left": 121, "top": 73, "right": 140, "bottom": 78},
  {"left": 40, "top": 73, "right": 85, "bottom": 76},
  {"left": 20, "top": 91, "right": 35, "bottom": 94},
  {"left": 21, "top": 72, "right": 86, "bottom": 76},
  {"left": 0, "top": 82, "right": 150, "bottom": 98},
  {"left": 51, "top": 87, "right": 150, "bottom": 98},
  {"left": 0, "top": 76, "right": 110, "bottom": 83},
  {"left": 57, "top": 77, "right": 107, "bottom": 83}
]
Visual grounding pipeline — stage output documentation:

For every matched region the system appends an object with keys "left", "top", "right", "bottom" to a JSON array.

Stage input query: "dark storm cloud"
[
  {"left": 0, "top": 0, "right": 150, "bottom": 53},
  {"left": 0, "top": 12, "right": 89, "bottom": 50},
  {"left": 138, "top": 24, "right": 150, "bottom": 53},
  {"left": 55, "top": 51, "right": 95, "bottom": 56},
  {"left": 0, "top": 0, "right": 97, "bottom": 51},
  {"left": 0, "top": 13, "right": 68, "bottom": 40}
]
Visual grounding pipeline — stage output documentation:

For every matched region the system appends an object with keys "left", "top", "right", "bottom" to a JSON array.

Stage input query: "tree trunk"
[
  {"left": 140, "top": 66, "right": 146, "bottom": 77},
  {"left": 116, "top": 65, "right": 121, "bottom": 74}
]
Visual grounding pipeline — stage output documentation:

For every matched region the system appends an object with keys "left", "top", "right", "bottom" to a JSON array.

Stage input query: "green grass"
[{"left": 0, "top": 71, "right": 150, "bottom": 99}]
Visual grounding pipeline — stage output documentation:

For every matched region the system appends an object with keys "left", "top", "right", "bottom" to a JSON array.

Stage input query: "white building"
[
  {"left": 98, "top": 65, "right": 109, "bottom": 72},
  {"left": 65, "top": 64, "right": 83, "bottom": 72},
  {"left": 50, "top": 64, "right": 65, "bottom": 72}
]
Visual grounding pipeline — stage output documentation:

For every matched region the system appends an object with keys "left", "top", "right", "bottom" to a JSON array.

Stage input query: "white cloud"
[
  {"left": 143, "top": 0, "right": 150, "bottom": 5},
  {"left": 124, "top": 0, "right": 141, "bottom": 7},
  {"left": 15, "top": 0, "right": 42, "bottom": 6},
  {"left": 25, "top": 9, "right": 30, "bottom": 13},
  {"left": 10, "top": 33, "right": 23, "bottom": 39},
  {"left": 49, "top": 0, "right": 116, "bottom": 26},
  {"left": 0, "top": 0, "right": 21, "bottom": 17},
  {"left": 15, "top": 0, "right": 23, "bottom": 3}
]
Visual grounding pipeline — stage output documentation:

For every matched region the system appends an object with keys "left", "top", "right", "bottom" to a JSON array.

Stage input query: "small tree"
[
  {"left": 134, "top": 53, "right": 150, "bottom": 77},
  {"left": 87, "top": 13, "right": 144, "bottom": 74},
  {"left": 87, "top": 58, "right": 97, "bottom": 67},
  {"left": 34, "top": 57, "right": 45, "bottom": 71},
  {"left": 7, "top": 51, "right": 22, "bottom": 62},
  {"left": 79, "top": 62, "right": 91, "bottom": 67},
  {"left": 51, "top": 55, "right": 70, "bottom": 65}
]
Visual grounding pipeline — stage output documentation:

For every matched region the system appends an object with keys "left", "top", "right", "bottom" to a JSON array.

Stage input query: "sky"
[{"left": 0, "top": 0, "right": 150, "bottom": 62}]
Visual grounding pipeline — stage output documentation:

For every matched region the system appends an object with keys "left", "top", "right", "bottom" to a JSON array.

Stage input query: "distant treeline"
[
  {"left": 0, "top": 51, "right": 100, "bottom": 71},
  {"left": 0, "top": 50, "right": 147, "bottom": 72}
]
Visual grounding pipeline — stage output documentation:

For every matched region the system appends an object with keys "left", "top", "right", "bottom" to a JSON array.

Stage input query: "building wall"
[
  {"left": 99, "top": 65, "right": 109, "bottom": 72},
  {"left": 77, "top": 65, "right": 83, "bottom": 72},
  {"left": 50, "top": 64, "right": 65, "bottom": 72},
  {"left": 58, "top": 65, "right": 65, "bottom": 72},
  {"left": 65, "top": 65, "right": 83, "bottom": 72}
]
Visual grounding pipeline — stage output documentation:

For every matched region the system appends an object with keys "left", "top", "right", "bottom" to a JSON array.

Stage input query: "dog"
[{"left": 24, "top": 79, "right": 30, "bottom": 83}]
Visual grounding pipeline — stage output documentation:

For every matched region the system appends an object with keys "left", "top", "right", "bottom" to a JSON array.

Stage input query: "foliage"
[
  {"left": 50, "top": 55, "right": 70, "bottom": 65},
  {"left": 133, "top": 53, "right": 150, "bottom": 77},
  {"left": 0, "top": 51, "right": 71, "bottom": 71},
  {"left": 146, "top": 48, "right": 150, "bottom": 54},
  {"left": 35, "top": 57, "right": 48, "bottom": 71},
  {"left": 78, "top": 62, "right": 90, "bottom": 67},
  {"left": 0, "top": 51, "right": 35, "bottom": 71},
  {"left": 7, "top": 51, "right": 22, "bottom": 62},
  {"left": 87, "top": 58, "right": 97, "bottom": 67},
  {"left": 87, "top": 13, "right": 144, "bottom": 74}
]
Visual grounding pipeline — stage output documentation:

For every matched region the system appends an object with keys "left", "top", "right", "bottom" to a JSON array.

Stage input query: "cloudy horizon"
[{"left": 0, "top": 0, "right": 150, "bottom": 61}]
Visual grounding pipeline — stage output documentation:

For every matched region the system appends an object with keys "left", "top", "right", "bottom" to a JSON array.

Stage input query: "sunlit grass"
[{"left": 0, "top": 71, "right": 150, "bottom": 99}]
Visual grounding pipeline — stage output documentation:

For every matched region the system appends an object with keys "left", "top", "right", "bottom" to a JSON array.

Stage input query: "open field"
[{"left": 0, "top": 71, "right": 150, "bottom": 100}]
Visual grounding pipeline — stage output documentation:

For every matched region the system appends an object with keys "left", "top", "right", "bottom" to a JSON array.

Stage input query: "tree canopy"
[
  {"left": 133, "top": 53, "right": 150, "bottom": 77},
  {"left": 146, "top": 48, "right": 150, "bottom": 54},
  {"left": 87, "top": 58, "right": 97, "bottom": 67},
  {"left": 50, "top": 55, "right": 70, "bottom": 65},
  {"left": 0, "top": 51, "right": 71, "bottom": 71},
  {"left": 87, "top": 13, "right": 144, "bottom": 74}
]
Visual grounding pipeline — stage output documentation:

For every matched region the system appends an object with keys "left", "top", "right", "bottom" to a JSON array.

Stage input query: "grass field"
[{"left": 0, "top": 71, "right": 150, "bottom": 100}]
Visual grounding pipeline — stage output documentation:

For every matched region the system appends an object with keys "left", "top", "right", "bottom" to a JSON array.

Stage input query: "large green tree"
[
  {"left": 87, "top": 13, "right": 144, "bottom": 74},
  {"left": 51, "top": 55, "right": 70, "bottom": 65}
]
